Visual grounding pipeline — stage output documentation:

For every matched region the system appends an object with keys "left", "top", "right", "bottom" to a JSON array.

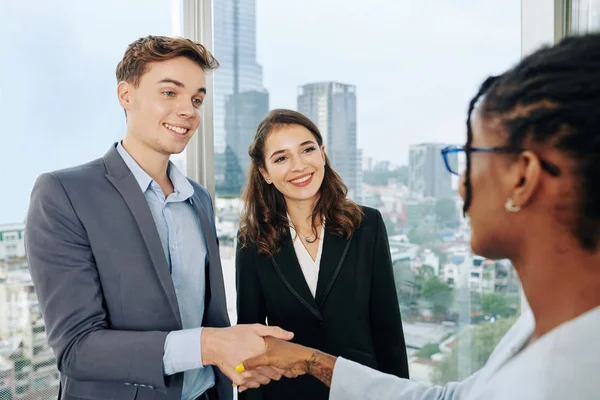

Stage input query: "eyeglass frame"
[{"left": 440, "top": 145, "right": 561, "bottom": 177}]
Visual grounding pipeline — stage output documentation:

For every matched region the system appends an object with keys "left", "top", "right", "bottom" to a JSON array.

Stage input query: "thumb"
[
  {"left": 253, "top": 324, "right": 294, "bottom": 340},
  {"left": 220, "top": 364, "right": 245, "bottom": 387},
  {"left": 240, "top": 352, "right": 271, "bottom": 371}
]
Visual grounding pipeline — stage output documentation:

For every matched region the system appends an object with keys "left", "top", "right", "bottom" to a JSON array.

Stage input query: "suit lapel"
[
  {"left": 103, "top": 144, "right": 183, "bottom": 326},
  {"left": 190, "top": 194, "right": 230, "bottom": 327},
  {"left": 314, "top": 229, "right": 353, "bottom": 306},
  {"left": 271, "top": 230, "right": 323, "bottom": 321},
  {"left": 105, "top": 172, "right": 182, "bottom": 326}
]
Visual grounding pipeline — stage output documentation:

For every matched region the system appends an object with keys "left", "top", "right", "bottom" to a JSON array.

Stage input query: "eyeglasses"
[{"left": 440, "top": 145, "right": 561, "bottom": 177}]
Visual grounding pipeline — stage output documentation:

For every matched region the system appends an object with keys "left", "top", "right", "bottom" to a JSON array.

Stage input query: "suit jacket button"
[{"left": 318, "top": 321, "right": 324, "bottom": 327}]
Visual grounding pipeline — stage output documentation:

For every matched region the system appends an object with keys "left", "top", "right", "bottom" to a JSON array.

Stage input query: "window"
[
  {"left": 0, "top": 2, "right": 179, "bottom": 399},
  {"left": 5, "top": 245, "right": 17, "bottom": 257},
  {"left": 212, "top": 0, "right": 526, "bottom": 385},
  {"left": 0, "top": 0, "right": 569, "bottom": 397},
  {"left": 570, "top": 0, "right": 600, "bottom": 33},
  {"left": 3, "top": 234, "right": 17, "bottom": 242}
]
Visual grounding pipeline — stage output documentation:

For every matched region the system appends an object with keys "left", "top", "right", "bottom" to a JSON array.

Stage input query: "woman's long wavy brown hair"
[{"left": 238, "top": 109, "right": 364, "bottom": 256}]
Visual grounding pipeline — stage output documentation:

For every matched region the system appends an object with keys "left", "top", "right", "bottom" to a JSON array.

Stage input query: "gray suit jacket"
[{"left": 25, "top": 144, "right": 232, "bottom": 400}]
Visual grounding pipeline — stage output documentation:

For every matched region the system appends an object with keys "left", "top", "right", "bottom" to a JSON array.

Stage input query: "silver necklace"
[
  {"left": 290, "top": 220, "right": 319, "bottom": 243},
  {"left": 305, "top": 235, "right": 317, "bottom": 243}
]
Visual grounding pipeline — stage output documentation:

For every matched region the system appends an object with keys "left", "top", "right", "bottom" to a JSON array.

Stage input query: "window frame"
[{"left": 183, "top": 0, "right": 216, "bottom": 197}]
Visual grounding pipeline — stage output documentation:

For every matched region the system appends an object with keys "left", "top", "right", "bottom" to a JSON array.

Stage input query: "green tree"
[
  {"left": 419, "top": 264, "right": 435, "bottom": 278},
  {"left": 432, "top": 316, "right": 518, "bottom": 384},
  {"left": 393, "top": 165, "right": 408, "bottom": 186},
  {"left": 416, "top": 343, "right": 440, "bottom": 358},
  {"left": 363, "top": 165, "right": 408, "bottom": 187},
  {"left": 421, "top": 276, "right": 454, "bottom": 318},
  {"left": 392, "top": 260, "right": 416, "bottom": 307},
  {"left": 480, "top": 293, "right": 512, "bottom": 317},
  {"left": 435, "top": 197, "right": 459, "bottom": 228},
  {"left": 363, "top": 170, "right": 389, "bottom": 186},
  {"left": 408, "top": 226, "right": 439, "bottom": 245}
]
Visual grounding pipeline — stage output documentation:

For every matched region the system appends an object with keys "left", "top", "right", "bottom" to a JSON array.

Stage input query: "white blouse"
[
  {"left": 330, "top": 304, "right": 600, "bottom": 400},
  {"left": 289, "top": 221, "right": 325, "bottom": 298}
]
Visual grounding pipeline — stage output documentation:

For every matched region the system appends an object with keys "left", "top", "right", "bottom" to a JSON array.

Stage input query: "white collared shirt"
[
  {"left": 289, "top": 221, "right": 325, "bottom": 298},
  {"left": 330, "top": 305, "right": 600, "bottom": 400}
]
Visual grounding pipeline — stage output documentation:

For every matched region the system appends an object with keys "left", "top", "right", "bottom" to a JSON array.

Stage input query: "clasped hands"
[{"left": 201, "top": 324, "right": 303, "bottom": 392}]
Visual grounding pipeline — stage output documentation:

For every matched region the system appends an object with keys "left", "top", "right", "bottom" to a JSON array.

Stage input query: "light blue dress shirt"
[{"left": 117, "top": 142, "right": 215, "bottom": 400}]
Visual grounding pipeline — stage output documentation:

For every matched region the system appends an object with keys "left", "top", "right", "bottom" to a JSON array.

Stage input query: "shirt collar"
[{"left": 116, "top": 141, "right": 194, "bottom": 200}]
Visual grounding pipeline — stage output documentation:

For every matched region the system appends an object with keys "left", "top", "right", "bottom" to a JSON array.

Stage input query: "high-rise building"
[
  {"left": 297, "top": 82, "right": 359, "bottom": 200},
  {"left": 356, "top": 148, "right": 364, "bottom": 203},
  {"left": 362, "top": 154, "right": 374, "bottom": 172},
  {"left": 0, "top": 224, "right": 25, "bottom": 260},
  {"left": 214, "top": 0, "right": 268, "bottom": 196},
  {"left": 0, "top": 224, "right": 59, "bottom": 400},
  {"left": 0, "top": 358, "right": 15, "bottom": 400},
  {"left": 408, "top": 143, "right": 453, "bottom": 199},
  {"left": 225, "top": 90, "right": 269, "bottom": 174}
]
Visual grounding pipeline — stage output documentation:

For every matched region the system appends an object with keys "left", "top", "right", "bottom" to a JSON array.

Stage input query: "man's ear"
[{"left": 117, "top": 81, "right": 133, "bottom": 111}]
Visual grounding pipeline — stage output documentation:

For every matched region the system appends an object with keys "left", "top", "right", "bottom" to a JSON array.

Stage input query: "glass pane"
[
  {"left": 570, "top": 0, "right": 600, "bottom": 34},
  {"left": 0, "top": 2, "right": 178, "bottom": 400},
  {"left": 214, "top": 0, "right": 522, "bottom": 386}
]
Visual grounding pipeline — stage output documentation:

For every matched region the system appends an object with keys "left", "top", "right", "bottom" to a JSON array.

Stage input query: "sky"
[
  {"left": 255, "top": 0, "right": 521, "bottom": 163},
  {"left": 0, "top": 0, "right": 521, "bottom": 224}
]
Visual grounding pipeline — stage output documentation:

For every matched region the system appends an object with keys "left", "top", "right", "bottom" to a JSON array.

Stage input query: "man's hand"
[
  {"left": 238, "top": 337, "right": 338, "bottom": 391},
  {"left": 200, "top": 324, "right": 294, "bottom": 386}
]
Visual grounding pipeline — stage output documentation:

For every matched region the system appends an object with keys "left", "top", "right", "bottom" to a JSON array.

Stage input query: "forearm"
[
  {"left": 56, "top": 329, "right": 168, "bottom": 389},
  {"left": 299, "top": 349, "right": 338, "bottom": 387},
  {"left": 163, "top": 328, "right": 204, "bottom": 375}
]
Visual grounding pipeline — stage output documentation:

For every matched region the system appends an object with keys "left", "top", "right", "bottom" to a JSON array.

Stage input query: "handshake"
[{"left": 201, "top": 324, "right": 335, "bottom": 393}]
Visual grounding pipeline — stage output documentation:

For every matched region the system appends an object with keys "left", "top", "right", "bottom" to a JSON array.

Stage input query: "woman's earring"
[
  {"left": 505, "top": 198, "right": 521, "bottom": 213},
  {"left": 266, "top": 179, "right": 272, "bottom": 184}
]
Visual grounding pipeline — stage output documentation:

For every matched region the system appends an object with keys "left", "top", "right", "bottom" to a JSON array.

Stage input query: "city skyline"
[{"left": 0, "top": 0, "right": 521, "bottom": 224}]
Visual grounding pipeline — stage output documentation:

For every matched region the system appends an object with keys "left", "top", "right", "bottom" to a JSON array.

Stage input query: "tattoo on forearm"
[{"left": 303, "top": 351, "right": 335, "bottom": 387}]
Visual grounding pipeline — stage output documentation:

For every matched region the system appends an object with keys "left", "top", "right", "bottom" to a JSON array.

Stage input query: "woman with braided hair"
[{"left": 236, "top": 33, "right": 600, "bottom": 400}]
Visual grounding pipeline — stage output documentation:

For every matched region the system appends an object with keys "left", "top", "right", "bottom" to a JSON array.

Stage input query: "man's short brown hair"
[{"left": 116, "top": 35, "right": 219, "bottom": 87}]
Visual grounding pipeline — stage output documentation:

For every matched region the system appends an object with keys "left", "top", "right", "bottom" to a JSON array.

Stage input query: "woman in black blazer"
[{"left": 236, "top": 109, "right": 409, "bottom": 399}]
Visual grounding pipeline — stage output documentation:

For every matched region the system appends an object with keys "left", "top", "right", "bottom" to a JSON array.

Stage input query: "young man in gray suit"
[{"left": 24, "top": 36, "right": 292, "bottom": 400}]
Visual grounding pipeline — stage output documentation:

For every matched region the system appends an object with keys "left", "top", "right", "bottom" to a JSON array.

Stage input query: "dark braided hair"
[
  {"left": 463, "top": 76, "right": 499, "bottom": 214},
  {"left": 463, "top": 33, "right": 600, "bottom": 251}
]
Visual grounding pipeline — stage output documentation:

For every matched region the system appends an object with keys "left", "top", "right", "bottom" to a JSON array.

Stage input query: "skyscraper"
[
  {"left": 225, "top": 90, "right": 269, "bottom": 169},
  {"left": 297, "top": 82, "right": 359, "bottom": 200},
  {"left": 408, "top": 143, "right": 453, "bottom": 199},
  {"left": 214, "top": 0, "right": 268, "bottom": 196}
]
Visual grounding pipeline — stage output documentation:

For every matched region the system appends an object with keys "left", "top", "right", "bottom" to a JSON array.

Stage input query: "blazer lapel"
[
  {"left": 271, "top": 230, "right": 323, "bottom": 321},
  {"left": 190, "top": 194, "right": 230, "bottom": 327},
  {"left": 103, "top": 145, "right": 182, "bottom": 327},
  {"left": 314, "top": 229, "right": 353, "bottom": 307}
]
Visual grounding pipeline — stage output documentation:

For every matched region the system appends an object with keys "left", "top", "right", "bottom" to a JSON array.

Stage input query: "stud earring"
[
  {"left": 266, "top": 179, "right": 272, "bottom": 184},
  {"left": 505, "top": 198, "right": 521, "bottom": 213}
]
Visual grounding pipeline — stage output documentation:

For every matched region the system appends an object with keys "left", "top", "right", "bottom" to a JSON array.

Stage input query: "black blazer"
[{"left": 236, "top": 206, "right": 409, "bottom": 400}]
